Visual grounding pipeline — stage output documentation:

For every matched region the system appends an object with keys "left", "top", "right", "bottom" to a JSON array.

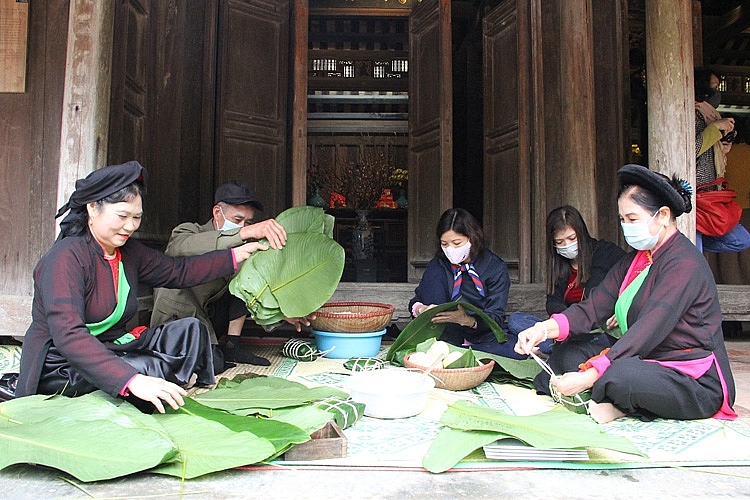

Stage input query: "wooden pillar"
[
  {"left": 56, "top": 1, "right": 114, "bottom": 218},
  {"left": 559, "top": 0, "right": 597, "bottom": 236},
  {"left": 645, "top": 0, "right": 695, "bottom": 240},
  {"left": 291, "top": 0, "right": 308, "bottom": 207}
]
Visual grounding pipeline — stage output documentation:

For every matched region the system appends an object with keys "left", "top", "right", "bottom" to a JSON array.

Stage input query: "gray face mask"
[{"left": 555, "top": 241, "right": 579, "bottom": 260}]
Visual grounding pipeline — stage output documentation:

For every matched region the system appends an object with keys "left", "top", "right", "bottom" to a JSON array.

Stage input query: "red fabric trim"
[{"left": 578, "top": 348, "right": 611, "bottom": 372}]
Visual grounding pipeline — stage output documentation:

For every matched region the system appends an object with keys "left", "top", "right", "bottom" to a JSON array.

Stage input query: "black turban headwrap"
[{"left": 56, "top": 161, "right": 149, "bottom": 239}]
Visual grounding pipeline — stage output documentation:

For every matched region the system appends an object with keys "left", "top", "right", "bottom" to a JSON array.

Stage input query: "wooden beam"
[
  {"left": 292, "top": 0, "right": 310, "bottom": 207},
  {"left": 56, "top": 0, "right": 115, "bottom": 225},
  {"left": 703, "top": 4, "right": 750, "bottom": 50},
  {"left": 645, "top": 0, "right": 695, "bottom": 240},
  {"left": 559, "top": 0, "right": 598, "bottom": 236}
]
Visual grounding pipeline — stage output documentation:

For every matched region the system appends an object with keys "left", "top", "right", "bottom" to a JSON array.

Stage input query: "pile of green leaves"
[
  {"left": 0, "top": 375, "right": 356, "bottom": 482},
  {"left": 229, "top": 206, "right": 345, "bottom": 325},
  {"left": 423, "top": 401, "right": 645, "bottom": 473},
  {"left": 386, "top": 302, "right": 506, "bottom": 364},
  {"left": 386, "top": 302, "right": 542, "bottom": 388}
]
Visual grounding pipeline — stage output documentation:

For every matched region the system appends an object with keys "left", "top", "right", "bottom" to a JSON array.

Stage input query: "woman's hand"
[
  {"left": 431, "top": 304, "right": 475, "bottom": 327},
  {"left": 284, "top": 314, "right": 316, "bottom": 332},
  {"left": 550, "top": 369, "right": 597, "bottom": 397},
  {"left": 605, "top": 314, "right": 618, "bottom": 330},
  {"left": 232, "top": 241, "right": 269, "bottom": 263},
  {"left": 126, "top": 374, "right": 187, "bottom": 414},
  {"left": 239, "top": 219, "right": 287, "bottom": 250},
  {"left": 515, "top": 323, "right": 547, "bottom": 355},
  {"left": 414, "top": 303, "right": 437, "bottom": 316},
  {"left": 713, "top": 117, "right": 735, "bottom": 136}
]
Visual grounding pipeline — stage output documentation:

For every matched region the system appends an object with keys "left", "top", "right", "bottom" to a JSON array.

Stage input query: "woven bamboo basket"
[
  {"left": 310, "top": 302, "right": 395, "bottom": 333},
  {"left": 403, "top": 352, "right": 495, "bottom": 391}
]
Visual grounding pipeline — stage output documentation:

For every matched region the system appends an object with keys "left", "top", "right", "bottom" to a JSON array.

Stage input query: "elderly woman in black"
[
  {"left": 516, "top": 164, "right": 736, "bottom": 423},
  {"left": 0, "top": 161, "right": 269, "bottom": 413}
]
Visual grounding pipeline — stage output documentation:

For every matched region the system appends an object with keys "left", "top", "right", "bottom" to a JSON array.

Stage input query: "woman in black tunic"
[
  {"left": 515, "top": 165, "right": 736, "bottom": 423},
  {"left": 1, "top": 161, "right": 266, "bottom": 413}
]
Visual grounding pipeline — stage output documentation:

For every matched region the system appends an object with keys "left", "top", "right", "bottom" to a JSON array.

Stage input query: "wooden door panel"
[
  {"left": 215, "top": 0, "right": 289, "bottom": 218},
  {"left": 109, "top": 1, "right": 150, "bottom": 171},
  {"left": 484, "top": 1, "right": 523, "bottom": 281},
  {"left": 408, "top": 0, "right": 452, "bottom": 282}
]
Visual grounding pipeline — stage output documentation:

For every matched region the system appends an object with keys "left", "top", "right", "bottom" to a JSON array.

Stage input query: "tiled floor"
[
  {"left": 1, "top": 334, "right": 750, "bottom": 499},
  {"left": 726, "top": 336, "right": 750, "bottom": 419}
]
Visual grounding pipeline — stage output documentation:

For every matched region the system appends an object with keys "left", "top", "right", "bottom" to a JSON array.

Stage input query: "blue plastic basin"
[{"left": 312, "top": 328, "right": 387, "bottom": 359}]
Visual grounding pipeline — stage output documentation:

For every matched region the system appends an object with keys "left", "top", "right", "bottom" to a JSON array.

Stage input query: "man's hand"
[
  {"left": 284, "top": 314, "right": 316, "bottom": 332},
  {"left": 126, "top": 374, "right": 187, "bottom": 414},
  {"left": 240, "top": 219, "right": 287, "bottom": 249}
]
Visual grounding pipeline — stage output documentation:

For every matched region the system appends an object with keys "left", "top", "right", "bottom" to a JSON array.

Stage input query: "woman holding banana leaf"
[
  {"left": 408, "top": 208, "right": 525, "bottom": 359},
  {"left": 1, "top": 161, "right": 268, "bottom": 413}
]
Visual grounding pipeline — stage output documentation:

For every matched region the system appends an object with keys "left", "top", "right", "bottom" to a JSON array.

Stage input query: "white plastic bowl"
[{"left": 345, "top": 369, "right": 435, "bottom": 419}]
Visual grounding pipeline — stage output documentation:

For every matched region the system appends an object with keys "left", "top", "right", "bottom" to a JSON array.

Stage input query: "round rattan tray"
[
  {"left": 310, "top": 302, "right": 395, "bottom": 333},
  {"left": 404, "top": 352, "right": 495, "bottom": 391}
]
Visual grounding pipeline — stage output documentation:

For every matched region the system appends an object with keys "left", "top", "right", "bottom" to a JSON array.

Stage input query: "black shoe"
[
  {"left": 211, "top": 344, "right": 237, "bottom": 375},
  {"left": 0, "top": 373, "right": 19, "bottom": 401},
  {"left": 221, "top": 339, "right": 270, "bottom": 366}
]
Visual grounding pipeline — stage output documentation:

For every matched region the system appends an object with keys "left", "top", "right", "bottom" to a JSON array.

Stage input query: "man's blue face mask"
[{"left": 219, "top": 206, "right": 242, "bottom": 231}]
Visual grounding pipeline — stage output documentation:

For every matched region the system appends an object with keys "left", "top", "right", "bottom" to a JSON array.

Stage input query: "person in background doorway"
[{"left": 694, "top": 68, "right": 750, "bottom": 253}]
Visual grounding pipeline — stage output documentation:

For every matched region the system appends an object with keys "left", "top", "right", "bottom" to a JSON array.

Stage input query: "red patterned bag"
[{"left": 695, "top": 177, "right": 743, "bottom": 237}]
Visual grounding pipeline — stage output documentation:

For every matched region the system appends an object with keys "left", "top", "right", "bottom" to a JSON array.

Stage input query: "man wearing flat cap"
[{"left": 150, "top": 181, "right": 288, "bottom": 367}]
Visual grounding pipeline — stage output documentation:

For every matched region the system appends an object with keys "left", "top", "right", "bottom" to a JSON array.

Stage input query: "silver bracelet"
[{"left": 536, "top": 322, "right": 548, "bottom": 342}]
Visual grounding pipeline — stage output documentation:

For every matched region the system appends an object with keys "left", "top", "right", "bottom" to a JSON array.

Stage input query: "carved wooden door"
[
  {"left": 483, "top": 1, "right": 538, "bottom": 283},
  {"left": 408, "top": 0, "right": 453, "bottom": 282},
  {"left": 214, "top": 0, "right": 290, "bottom": 217}
]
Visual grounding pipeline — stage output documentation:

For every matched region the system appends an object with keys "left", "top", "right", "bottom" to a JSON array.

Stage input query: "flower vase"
[
  {"left": 308, "top": 188, "right": 325, "bottom": 208},
  {"left": 351, "top": 210, "right": 375, "bottom": 260},
  {"left": 396, "top": 188, "right": 408, "bottom": 209}
]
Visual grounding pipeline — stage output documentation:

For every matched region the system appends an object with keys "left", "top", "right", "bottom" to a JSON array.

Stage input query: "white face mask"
[
  {"left": 442, "top": 241, "right": 472, "bottom": 265},
  {"left": 218, "top": 207, "right": 242, "bottom": 232},
  {"left": 621, "top": 211, "right": 663, "bottom": 251},
  {"left": 555, "top": 241, "right": 579, "bottom": 260}
]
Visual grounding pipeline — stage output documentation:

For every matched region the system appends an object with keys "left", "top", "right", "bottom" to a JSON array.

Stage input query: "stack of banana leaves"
[{"left": 229, "top": 206, "right": 345, "bottom": 325}]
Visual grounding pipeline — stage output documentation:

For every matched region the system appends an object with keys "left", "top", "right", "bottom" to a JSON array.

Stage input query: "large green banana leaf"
[
  {"left": 422, "top": 402, "right": 645, "bottom": 473},
  {"left": 230, "top": 231, "right": 345, "bottom": 323},
  {"left": 386, "top": 302, "right": 507, "bottom": 363},
  {"left": 0, "top": 394, "right": 177, "bottom": 482},
  {"left": 274, "top": 206, "right": 334, "bottom": 237},
  {"left": 0, "top": 378, "right": 346, "bottom": 482},
  {"left": 149, "top": 414, "right": 277, "bottom": 479},
  {"left": 229, "top": 206, "right": 344, "bottom": 323},
  {"left": 195, "top": 375, "right": 350, "bottom": 415},
  {"left": 173, "top": 398, "right": 311, "bottom": 452}
]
